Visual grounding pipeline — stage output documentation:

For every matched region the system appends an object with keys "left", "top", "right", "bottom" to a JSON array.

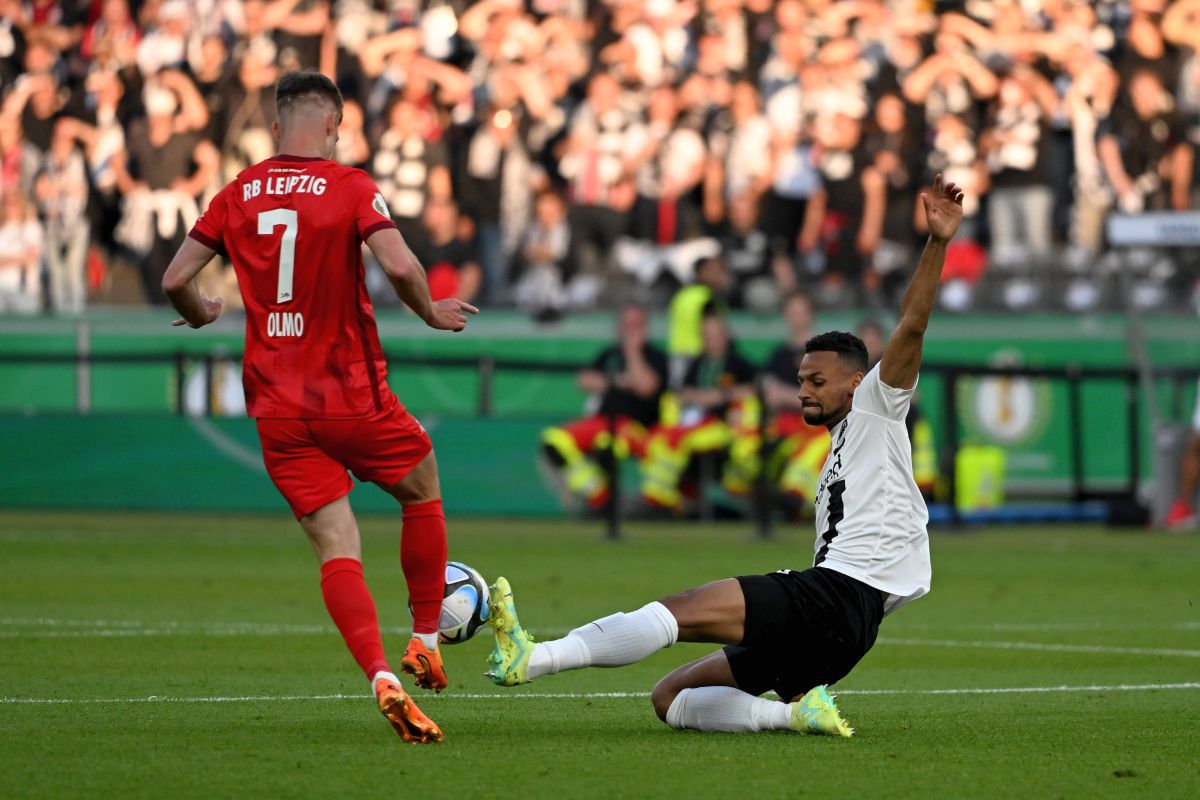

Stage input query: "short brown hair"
[{"left": 275, "top": 70, "right": 344, "bottom": 123}]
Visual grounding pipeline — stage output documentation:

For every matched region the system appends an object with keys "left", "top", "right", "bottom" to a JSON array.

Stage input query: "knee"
[{"left": 650, "top": 678, "right": 679, "bottom": 723}]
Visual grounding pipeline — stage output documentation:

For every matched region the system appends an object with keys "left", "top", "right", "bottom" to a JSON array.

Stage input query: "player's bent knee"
[{"left": 650, "top": 678, "right": 679, "bottom": 722}]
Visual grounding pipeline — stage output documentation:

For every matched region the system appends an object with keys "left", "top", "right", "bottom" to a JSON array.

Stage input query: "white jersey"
[{"left": 812, "top": 364, "right": 931, "bottom": 615}]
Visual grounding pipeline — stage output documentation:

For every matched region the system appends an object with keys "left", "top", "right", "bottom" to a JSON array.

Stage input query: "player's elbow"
[
  {"left": 895, "top": 314, "right": 927, "bottom": 339},
  {"left": 379, "top": 256, "right": 414, "bottom": 283},
  {"left": 161, "top": 266, "right": 187, "bottom": 296}
]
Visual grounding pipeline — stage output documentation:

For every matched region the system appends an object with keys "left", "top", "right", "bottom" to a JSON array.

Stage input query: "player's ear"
[{"left": 271, "top": 120, "right": 280, "bottom": 143}]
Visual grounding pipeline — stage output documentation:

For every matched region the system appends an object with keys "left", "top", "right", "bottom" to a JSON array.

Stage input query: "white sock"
[
  {"left": 664, "top": 687, "right": 792, "bottom": 733},
  {"left": 369, "top": 670, "right": 400, "bottom": 690},
  {"left": 413, "top": 632, "right": 439, "bottom": 651},
  {"left": 527, "top": 601, "right": 679, "bottom": 679}
]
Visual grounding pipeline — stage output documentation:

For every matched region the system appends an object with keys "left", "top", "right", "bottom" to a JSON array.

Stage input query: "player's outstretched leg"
[
  {"left": 790, "top": 686, "right": 853, "bottom": 737},
  {"left": 486, "top": 575, "right": 679, "bottom": 685},
  {"left": 652, "top": 651, "right": 853, "bottom": 737},
  {"left": 373, "top": 671, "right": 444, "bottom": 743},
  {"left": 663, "top": 685, "right": 851, "bottom": 737},
  {"left": 484, "top": 576, "right": 538, "bottom": 686}
]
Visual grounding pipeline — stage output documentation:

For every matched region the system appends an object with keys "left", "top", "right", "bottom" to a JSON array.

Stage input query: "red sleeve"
[
  {"left": 189, "top": 183, "right": 232, "bottom": 257},
  {"left": 347, "top": 171, "right": 398, "bottom": 242}
]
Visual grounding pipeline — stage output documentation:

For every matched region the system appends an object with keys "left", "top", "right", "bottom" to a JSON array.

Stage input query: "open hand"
[
  {"left": 171, "top": 293, "right": 224, "bottom": 328},
  {"left": 426, "top": 298, "right": 479, "bottom": 332},
  {"left": 922, "top": 174, "right": 965, "bottom": 243}
]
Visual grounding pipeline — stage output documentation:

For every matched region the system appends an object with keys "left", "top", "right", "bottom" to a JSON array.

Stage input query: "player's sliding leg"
[
  {"left": 382, "top": 452, "right": 449, "bottom": 692},
  {"left": 650, "top": 652, "right": 851, "bottom": 737},
  {"left": 485, "top": 577, "right": 744, "bottom": 686},
  {"left": 300, "top": 496, "right": 441, "bottom": 741}
]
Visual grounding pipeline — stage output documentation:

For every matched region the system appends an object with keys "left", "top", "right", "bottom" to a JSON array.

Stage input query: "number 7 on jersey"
[{"left": 258, "top": 209, "right": 298, "bottom": 303}]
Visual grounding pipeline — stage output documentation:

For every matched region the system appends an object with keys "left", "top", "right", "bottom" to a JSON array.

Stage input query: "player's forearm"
[
  {"left": 389, "top": 264, "right": 435, "bottom": 324},
  {"left": 367, "top": 228, "right": 435, "bottom": 322},
  {"left": 897, "top": 236, "right": 948, "bottom": 334},
  {"left": 164, "top": 279, "right": 210, "bottom": 327}
]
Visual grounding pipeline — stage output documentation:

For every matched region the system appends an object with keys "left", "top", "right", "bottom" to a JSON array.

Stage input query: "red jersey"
[{"left": 189, "top": 155, "right": 398, "bottom": 419}]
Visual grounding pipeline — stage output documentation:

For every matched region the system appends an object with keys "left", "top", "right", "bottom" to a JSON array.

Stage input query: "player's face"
[{"left": 797, "top": 351, "right": 862, "bottom": 428}]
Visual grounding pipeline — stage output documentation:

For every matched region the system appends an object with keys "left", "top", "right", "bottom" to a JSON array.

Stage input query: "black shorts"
[{"left": 723, "top": 566, "right": 884, "bottom": 701}]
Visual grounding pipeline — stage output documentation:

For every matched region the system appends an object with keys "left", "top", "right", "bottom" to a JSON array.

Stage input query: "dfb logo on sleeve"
[{"left": 372, "top": 192, "right": 390, "bottom": 219}]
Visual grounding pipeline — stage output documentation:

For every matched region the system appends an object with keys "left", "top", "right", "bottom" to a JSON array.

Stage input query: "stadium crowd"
[{"left": 1, "top": 0, "right": 1199, "bottom": 316}]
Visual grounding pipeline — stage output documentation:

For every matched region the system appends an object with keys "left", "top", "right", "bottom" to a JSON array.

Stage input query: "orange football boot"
[
  {"left": 401, "top": 638, "right": 449, "bottom": 693},
  {"left": 374, "top": 675, "right": 443, "bottom": 743}
]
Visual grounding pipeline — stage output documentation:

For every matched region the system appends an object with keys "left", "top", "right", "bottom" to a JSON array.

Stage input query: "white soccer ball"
[{"left": 438, "top": 562, "right": 490, "bottom": 644}]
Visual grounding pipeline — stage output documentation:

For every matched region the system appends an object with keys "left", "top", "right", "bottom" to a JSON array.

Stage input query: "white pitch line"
[
  {"left": 2, "top": 620, "right": 1199, "bottom": 657},
  {"left": 879, "top": 637, "right": 1200, "bottom": 658},
  {"left": 3, "top": 683, "right": 1199, "bottom": 707}
]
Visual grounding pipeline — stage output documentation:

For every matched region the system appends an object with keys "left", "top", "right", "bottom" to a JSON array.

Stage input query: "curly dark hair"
[
  {"left": 804, "top": 331, "right": 869, "bottom": 373},
  {"left": 275, "top": 70, "right": 344, "bottom": 122}
]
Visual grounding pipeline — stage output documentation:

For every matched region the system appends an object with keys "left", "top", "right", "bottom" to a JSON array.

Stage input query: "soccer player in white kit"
[{"left": 484, "top": 177, "right": 966, "bottom": 736}]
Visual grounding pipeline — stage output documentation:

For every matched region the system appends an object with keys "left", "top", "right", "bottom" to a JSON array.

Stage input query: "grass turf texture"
[{"left": 1, "top": 512, "right": 1198, "bottom": 799}]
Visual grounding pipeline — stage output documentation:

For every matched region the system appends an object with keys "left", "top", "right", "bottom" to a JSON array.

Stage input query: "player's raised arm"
[
  {"left": 878, "top": 175, "right": 964, "bottom": 390},
  {"left": 365, "top": 227, "right": 478, "bottom": 332},
  {"left": 163, "top": 237, "right": 224, "bottom": 328}
]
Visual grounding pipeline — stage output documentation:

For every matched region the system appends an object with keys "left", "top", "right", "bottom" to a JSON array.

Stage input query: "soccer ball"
[{"left": 437, "top": 562, "right": 490, "bottom": 644}]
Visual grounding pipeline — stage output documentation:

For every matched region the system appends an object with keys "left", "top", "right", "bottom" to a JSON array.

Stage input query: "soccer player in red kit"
[{"left": 160, "top": 71, "right": 477, "bottom": 743}]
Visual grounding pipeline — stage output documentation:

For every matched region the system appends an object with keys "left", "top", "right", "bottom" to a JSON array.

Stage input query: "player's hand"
[
  {"left": 171, "top": 294, "right": 224, "bottom": 329},
  {"left": 426, "top": 298, "right": 479, "bottom": 332},
  {"left": 921, "top": 174, "right": 965, "bottom": 243}
]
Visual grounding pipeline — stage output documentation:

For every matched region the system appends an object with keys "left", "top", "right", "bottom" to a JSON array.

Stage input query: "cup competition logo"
[{"left": 962, "top": 351, "right": 1053, "bottom": 446}]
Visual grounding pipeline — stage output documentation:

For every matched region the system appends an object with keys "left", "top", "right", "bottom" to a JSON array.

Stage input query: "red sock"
[
  {"left": 319, "top": 558, "right": 390, "bottom": 680},
  {"left": 402, "top": 499, "right": 448, "bottom": 635}
]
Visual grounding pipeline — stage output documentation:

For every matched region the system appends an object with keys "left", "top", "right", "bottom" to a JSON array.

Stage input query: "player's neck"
[
  {"left": 276, "top": 138, "right": 329, "bottom": 160},
  {"left": 824, "top": 408, "right": 851, "bottom": 430}
]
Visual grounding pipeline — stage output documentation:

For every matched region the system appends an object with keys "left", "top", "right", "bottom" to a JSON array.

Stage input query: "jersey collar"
[{"left": 270, "top": 154, "right": 328, "bottom": 163}]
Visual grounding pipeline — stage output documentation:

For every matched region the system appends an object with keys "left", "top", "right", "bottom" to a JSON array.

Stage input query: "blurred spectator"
[
  {"left": 802, "top": 112, "right": 885, "bottom": 301},
  {"left": 459, "top": 101, "right": 536, "bottom": 302},
  {"left": 640, "top": 315, "right": 756, "bottom": 513},
  {"left": 1059, "top": 42, "right": 1119, "bottom": 259},
  {"left": 757, "top": 291, "right": 830, "bottom": 508},
  {"left": 335, "top": 99, "right": 370, "bottom": 169},
  {"left": 3, "top": 52, "right": 66, "bottom": 154},
  {"left": 903, "top": 21, "right": 998, "bottom": 130},
  {"left": 372, "top": 95, "right": 451, "bottom": 246},
  {"left": 513, "top": 189, "right": 571, "bottom": 320},
  {"left": 0, "top": 189, "right": 42, "bottom": 313},
  {"left": 981, "top": 64, "right": 1059, "bottom": 266},
  {"left": 35, "top": 117, "right": 88, "bottom": 313},
  {"left": 865, "top": 93, "right": 924, "bottom": 299},
  {"left": 540, "top": 303, "right": 668, "bottom": 511},
  {"left": 559, "top": 72, "right": 643, "bottom": 290},
  {"left": 1099, "top": 69, "right": 1194, "bottom": 212},
  {"left": 113, "top": 71, "right": 218, "bottom": 303},
  {"left": 81, "top": 0, "right": 140, "bottom": 69},
  {"left": 723, "top": 191, "right": 797, "bottom": 311},
  {"left": 666, "top": 254, "right": 729, "bottom": 387},
  {"left": 708, "top": 81, "right": 772, "bottom": 213},
  {"left": 416, "top": 197, "right": 482, "bottom": 304},
  {"left": 219, "top": 40, "right": 279, "bottom": 184},
  {"left": 74, "top": 70, "right": 127, "bottom": 264},
  {"left": 136, "top": 0, "right": 190, "bottom": 77}
]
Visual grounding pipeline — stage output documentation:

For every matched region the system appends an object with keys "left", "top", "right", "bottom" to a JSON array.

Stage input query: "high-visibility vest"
[{"left": 667, "top": 285, "right": 712, "bottom": 357}]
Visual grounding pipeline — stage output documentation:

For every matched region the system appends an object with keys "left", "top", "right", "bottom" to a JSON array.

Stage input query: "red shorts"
[{"left": 256, "top": 399, "right": 433, "bottom": 518}]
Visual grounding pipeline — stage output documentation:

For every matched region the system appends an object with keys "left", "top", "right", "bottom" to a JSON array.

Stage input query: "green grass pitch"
[{"left": 2, "top": 511, "right": 1198, "bottom": 798}]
